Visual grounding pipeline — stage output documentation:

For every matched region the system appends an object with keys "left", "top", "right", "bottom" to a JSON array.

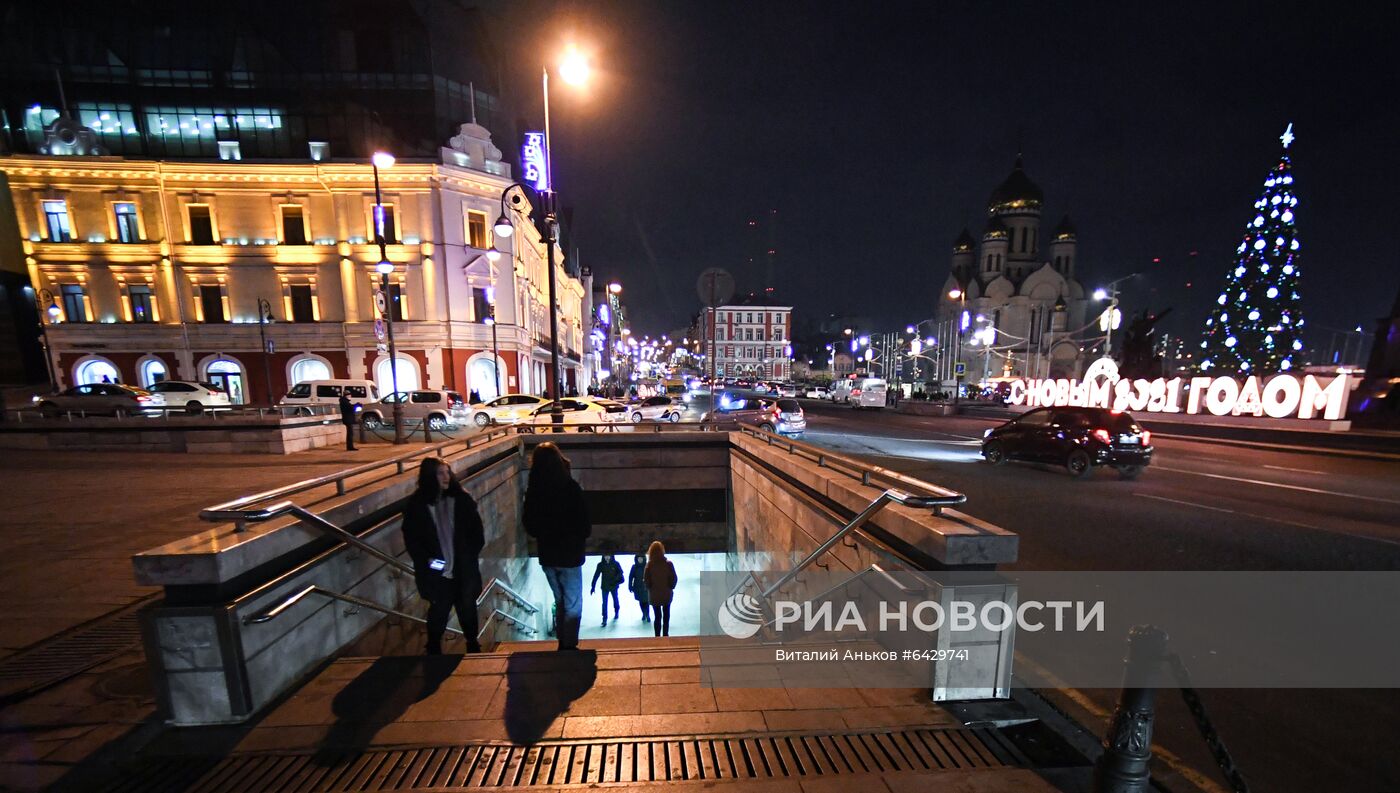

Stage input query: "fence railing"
[{"left": 3, "top": 403, "right": 340, "bottom": 423}]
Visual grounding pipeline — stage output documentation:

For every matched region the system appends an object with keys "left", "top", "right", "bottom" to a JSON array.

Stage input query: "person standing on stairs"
[
  {"left": 401, "top": 457, "right": 485, "bottom": 654},
  {"left": 590, "top": 552, "right": 624, "bottom": 626},
  {"left": 628, "top": 552, "right": 650, "bottom": 623},
  {"left": 644, "top": 540, "right": 678, "bottom": 637},
  {"left": 523, "top": 442, "right": 592, "bottom": 650}
]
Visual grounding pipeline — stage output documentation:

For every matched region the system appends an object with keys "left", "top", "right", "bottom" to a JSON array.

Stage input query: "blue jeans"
[{"left": 542, "top": 565, "right": 583, "bottom": 649}]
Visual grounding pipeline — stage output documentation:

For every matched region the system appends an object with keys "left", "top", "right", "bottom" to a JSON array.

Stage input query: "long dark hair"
[
  {"left": 527, "top": 442, "right": 571, "bottom": 493},
  {"left": 415, "top": 457, "right": 457, "bottom": 503}
]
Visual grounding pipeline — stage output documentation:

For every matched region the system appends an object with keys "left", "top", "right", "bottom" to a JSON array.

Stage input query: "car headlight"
[{"left": 983, "top": 428, "right": 992, "bottom": 439}]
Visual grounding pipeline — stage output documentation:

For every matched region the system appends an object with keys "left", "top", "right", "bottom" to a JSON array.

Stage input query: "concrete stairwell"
[{"left": 116, "top": 636, "right": 1085, "bottom": 792}]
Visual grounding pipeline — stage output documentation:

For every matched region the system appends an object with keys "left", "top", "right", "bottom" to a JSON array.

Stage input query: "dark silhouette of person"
[
  {"left": 339, "top": 393, "right": 358, "bottom": 451},
  {"left": 400, "top": 457, "right": 485, "bottom": 654},
  {"left": 644, "top": 541, "right": 678, "bottom": 637},
  {"left": 627, "top": 552, "right": 650, "bottom": 623},
  {"left": 590, "top": 553, "right": 624, "bottom": 625},
  {"left": 523, "top": 442, "right": 591, "bottom": 650}
]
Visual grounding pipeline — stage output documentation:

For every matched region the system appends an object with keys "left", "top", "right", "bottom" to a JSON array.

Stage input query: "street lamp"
[
  {"left": 31, "top": 288, "right": 59, "bottom": 391},
  {"left": 1094, "top": 274, "right": 1138, "bottom": 361},
  {"left": 256, "top": 297, "right": 274, "bottom": 405},
  {"left": 948, "top": 288, "right": 968, "bottom": 406},
  {"left": 371, "top": 150, "right": 406, "bottom": 443},
  {"left": 484, "top": 286, "right": 501, "bottom": 399}
]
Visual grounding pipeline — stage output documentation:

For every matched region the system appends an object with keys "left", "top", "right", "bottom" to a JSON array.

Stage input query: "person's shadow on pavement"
[
  {"left": 313, "top": 654, "right": 460, "bottom": 764},
  {"left": 503, "top": 650, "right": 598, "bottom": 744}
]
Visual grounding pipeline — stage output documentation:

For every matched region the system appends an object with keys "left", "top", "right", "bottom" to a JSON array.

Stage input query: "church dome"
[
  {"left": 982, "top": 216, "right": 1009, "bottom": 241},
  {"left": 987, "top": 156, "right": 1043, "bottom": 215},
  {"left": 953, "top": 228, "right": 976, "bottom": 253},
  {"left": 1053, "top": 214, "right": 1077, "bottom": 240}
]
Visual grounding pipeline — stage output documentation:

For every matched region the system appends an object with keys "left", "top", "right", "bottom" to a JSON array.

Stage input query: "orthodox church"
[{"left": 937, "top": 157, "right": 1093, "bottom": 380}]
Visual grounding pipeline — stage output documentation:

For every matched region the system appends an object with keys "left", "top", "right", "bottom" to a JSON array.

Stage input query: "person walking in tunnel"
[
  {"left": 523, "top": 442, "right": 591, "bottom": 650},
  {"left": 644, "top": 540, "right": 678, "bottom": 637},
  {"left": 401, "top": 457, "right": 485, "bottom": 654},
  {"left": 628, "top": 552, "right": 650, "bottom": 623},
  {"left": 590, "top": 552, "right": 624, "bottom": 626}
]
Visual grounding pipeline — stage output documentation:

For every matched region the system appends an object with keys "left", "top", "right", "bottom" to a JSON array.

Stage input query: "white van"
[
  {"left": 279, "top": 379, "right": 380, "bottom": 410},
  {"left": 850, "top": 377, "right": 887, "bottom": 409},
  {"left": 830, "top": 380, "right": 854, "bottom": 404}
]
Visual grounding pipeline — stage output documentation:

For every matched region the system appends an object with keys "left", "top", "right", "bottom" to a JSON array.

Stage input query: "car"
[
  {"left": 981, "top": 406, "right": 1154, "bottom": 479},
  {"left": 804, "top": 385, "right": 829, "bottom": 399},
  {"left": 33, "top": 383, "right": 161, "bottom": 417},
  {"left": 519, "top": 397, "right": 628, "bottom": 431},
  {"left": 629, "top": 395, "right": 683, "bottom": 423},
  {"left": 704, "top": 395, "right": 806, "bottom": 437},
  {"left": 147, "top": 380, "right": 231, "bottom": 413},
  {"left": 849, "top": 377, "right": 888, "bottom": 409},
  {"left": 777, "top": 383, "right": 799, "bottom": 397},
  {"left": 469, "top": 393, "right": 551, "bottom": 427},
  {"left": 829, "top": 380, "right": 853, "bottom": 403},
  {"left": 279, "top": 379, "right": 379, "bottom": 410},
  {"left": 360, "top": 389, "right": 469, "bottom": 430}
]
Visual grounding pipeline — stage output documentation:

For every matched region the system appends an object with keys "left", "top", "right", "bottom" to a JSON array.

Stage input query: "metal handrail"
[
  {"left": 4, "top": 403, "right": 339, "bottom": 423},
  {"left": 202, "top": 500, "right": 414, "bottom": 571},
  {"left": 477, "top": 577, "right": 540, "bottom": 614},
  {"left": 478, "top": 608, "right": 538, "bottom": 642},
  {"left": 756, "top": 488, "right": 931, "bottom": 599},
  {"left": 242, "top": 584, "right": 463, "bottom": 636},
  {"left": 735, "top": 425, "right": 966, "bottom": 512},
  {"left": 199, "top": 425, "right": 518, "bottom": 527}
]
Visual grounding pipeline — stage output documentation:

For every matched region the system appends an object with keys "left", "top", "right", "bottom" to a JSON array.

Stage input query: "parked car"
[
  {"left": 469, "top": 393, "right": 551, "bottom": 427},
  {"left": 33, "top": 383, "right": 161, "bottom": 417},
  {"left": 629, "top": 395, "right": 683, "bottom": 423},
  {"left": 829, "top": 380, "right": 854, "bottom": 404},
  {"left": 147, "top": 380, "right": 231, "bottom": 413},
  {"left": 981, "top": 406, "right": 1153, "bottom": 479},
  {"left": 360, "top": 390, "right": 469, "bottom": 430},
  {"left": 804, "top": 385, "right": 829, "bottom": 399},
  {"left": 704, "top": 395, "right": 806, "bottom": 437},
  {"left": 849, "top": 377, "right": 888, "bottom": 409},
  {"left": 279, "top": 379, "right": 379, "bottom": 411},
  {"left": 777, "top": 383, "right": 799, "bottom": 397},
  {"left": 519, "top": 398, "right": 628, "bottom": 431}
]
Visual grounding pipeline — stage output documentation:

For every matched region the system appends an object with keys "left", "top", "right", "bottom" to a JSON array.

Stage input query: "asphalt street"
[{"left": 797, "top": 398, "right": 1400, "bottom": 792}]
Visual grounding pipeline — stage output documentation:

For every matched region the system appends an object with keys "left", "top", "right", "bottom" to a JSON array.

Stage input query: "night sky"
[{"left": 489, "top": 1, "right": 1398, "bottom": 357}]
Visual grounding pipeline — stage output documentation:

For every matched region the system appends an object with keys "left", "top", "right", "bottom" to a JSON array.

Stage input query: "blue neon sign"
[{"left": 521, "top": 131, "right": 549, "bottom": 192}]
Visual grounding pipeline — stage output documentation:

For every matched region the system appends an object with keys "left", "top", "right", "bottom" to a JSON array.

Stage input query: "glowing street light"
[
  {"left": 559, "top": 45, "right": 592, "bottom": 87},
  {"left": 371, "top": 151, "right": 396, "bottom": 169},
  {"left": 370, "top": 149, "right": 405, "bottom": 442}
]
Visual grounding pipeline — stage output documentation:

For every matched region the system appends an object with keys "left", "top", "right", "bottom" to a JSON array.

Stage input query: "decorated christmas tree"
[{"left": 1198, "top": 124, "right": 1305, "bottom": 375}]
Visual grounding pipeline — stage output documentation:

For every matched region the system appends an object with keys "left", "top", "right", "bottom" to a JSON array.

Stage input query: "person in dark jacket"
[
  {"left": 522, "top": 442, "right": 591, "bottom": 650},
  {"left": 644, "top": 540, "right": 678, "bottom": 637},
  {"left": 590, "top": 553, "right": 624, "bottom": 626},
  {"left": 627, "top": 553, "right": 650, "bottom": 622},
  {"left": 339, "top": 393, "right": 358, "bottom": 451},
  {"left": 401, "top": 457, "right": 486, "bottom": 654}
]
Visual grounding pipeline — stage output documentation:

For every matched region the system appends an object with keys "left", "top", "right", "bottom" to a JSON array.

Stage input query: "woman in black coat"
[
  {"left": 401, "top": 457, "right": 486, "bottom": 654},
  {"left": 522, "top": 442, "right": 591, "bottom": 650}
]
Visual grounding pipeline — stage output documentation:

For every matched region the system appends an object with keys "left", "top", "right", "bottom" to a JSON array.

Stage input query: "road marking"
[
  {"left": 1262, "top": 464, "right": 1326, "bottom": 475},
  {"left": 1134, "top": 493, "right": 1237, "bottom": 514},
  {"left": 1154, "top": 465, "right": 1400, "bottom": 506}
]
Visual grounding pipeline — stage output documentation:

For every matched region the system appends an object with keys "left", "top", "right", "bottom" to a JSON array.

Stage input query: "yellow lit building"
[{"left": 0, "top": 122, "right": 588, "bottom": 402}]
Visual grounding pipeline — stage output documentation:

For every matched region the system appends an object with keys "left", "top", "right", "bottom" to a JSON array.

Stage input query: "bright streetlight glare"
[
  {"left": 905, "top": 325, "right": 916, "bottom": 334},
  {"left": 1093, "top": 287, "right": 1109, "bottom": 301},
  {"left": 375, "top": 260, "right": 394, "bottom": 275},
  {"left": 559, "top": 46, "right": 591, "bottom": 86},
  {"left": 371, "top": 151, "right": 395, "bottom": 169},
  {"left": 608, "top": 282, "right": 622, "bottom": 294},
  {"left": 493, "top": 214, "right": 514, "bottom": 238},
  {"left": 948, "top": 288, "right": 963, "bottom": 299},
  {"left": 485, "top": 247, "right": 501, "bottom": 262}
]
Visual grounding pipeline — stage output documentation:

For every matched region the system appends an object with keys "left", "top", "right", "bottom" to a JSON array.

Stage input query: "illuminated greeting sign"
[
  {"left": 521, "top": 132, "right": 548, "bottom": 192},
  {"left": 1005, "top": 359, "right": 1350, "bottom": 420}
]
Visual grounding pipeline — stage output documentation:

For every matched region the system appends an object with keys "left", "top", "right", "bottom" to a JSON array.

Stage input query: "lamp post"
[
  {"left": 1094, "top": 273, "right": 1137, "bottom": 362},
  {"left": 33, "top": 288, "right": 59, "bottom": 392},
  {"left": 256, "top": 297, "right": 274, "bottom": 405},
  {"left": 371, "top": 150, "right": 406, "bottom": 443},
  {"left": 948, "top": 288, "right": 968, "bottom": 406}
]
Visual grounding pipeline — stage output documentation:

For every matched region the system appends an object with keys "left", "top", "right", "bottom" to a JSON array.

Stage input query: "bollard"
[
  {"left": 1093, "top": 625, "right": 1170, "bottom": 793},
  {"left": 423, "top": 418, "right": 431, "bottom": 443}
]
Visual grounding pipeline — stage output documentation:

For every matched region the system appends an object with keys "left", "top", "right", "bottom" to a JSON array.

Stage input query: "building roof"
[
  {"left": 953, "top": 228, "right": 977, "bottom": 252},
  {"left": 987, "top": 156, "right": 1044, "bottom": 214},
  {"left": 982, "top": 215, "right": 1009, "bottom": 240},
  {"left": 1054, "top": 214, "right": 1077, "bottom": 238}
]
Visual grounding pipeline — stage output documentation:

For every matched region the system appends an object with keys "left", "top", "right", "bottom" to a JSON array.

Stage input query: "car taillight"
[
  {"left": 137, "top": 395, "right": 152, "bottom": 403},
  {"left": 1141, "top": 429, "right": 1151, "bottom": 445},
  {"left": 1092, "top": 428, "right": 1112, "bottom": 445},
  {"left": 851, "top": 389, "right": 861, "bottom": 396}
]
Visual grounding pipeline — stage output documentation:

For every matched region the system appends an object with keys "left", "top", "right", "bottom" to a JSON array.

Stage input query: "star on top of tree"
[{"left": 1280, "top": 123, "right": 1295, "bottom": 149}]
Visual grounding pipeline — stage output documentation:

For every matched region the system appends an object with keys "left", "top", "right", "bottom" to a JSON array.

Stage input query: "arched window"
[
  {"left": 375, "top": 355, "right": 420, "bottom": 395},
  {"left": 289, "top": 356, "right": 332, "bottom": 385},
  {"left": 74, "top": 357, "right": 120, "bottom": 385},
  {"left": 468, "top": 355, "right": 502, "bottom": 401},
  {"left": 139, "top": 358, "right": 167, "bottom": 387},
  {"left": 205, "top": 358, "right": 246, "bottom": 404}
]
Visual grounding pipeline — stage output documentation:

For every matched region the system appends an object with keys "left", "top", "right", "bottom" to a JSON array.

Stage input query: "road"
[{"left": 797, "top": 398, "right": 1400, "bottom": 792}]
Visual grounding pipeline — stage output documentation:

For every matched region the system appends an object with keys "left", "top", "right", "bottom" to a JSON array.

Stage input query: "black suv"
[{"left": 981, "top": 406, "right": 1153, "bottom": 479}]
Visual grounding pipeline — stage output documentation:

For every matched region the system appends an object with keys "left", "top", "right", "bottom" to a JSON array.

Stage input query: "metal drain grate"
[
  {"left": 102, "top": 727, "right": 1028, "bottom": 791},
  {"left": 0, "top": 604, "right": 146, "bottom": 703}
]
